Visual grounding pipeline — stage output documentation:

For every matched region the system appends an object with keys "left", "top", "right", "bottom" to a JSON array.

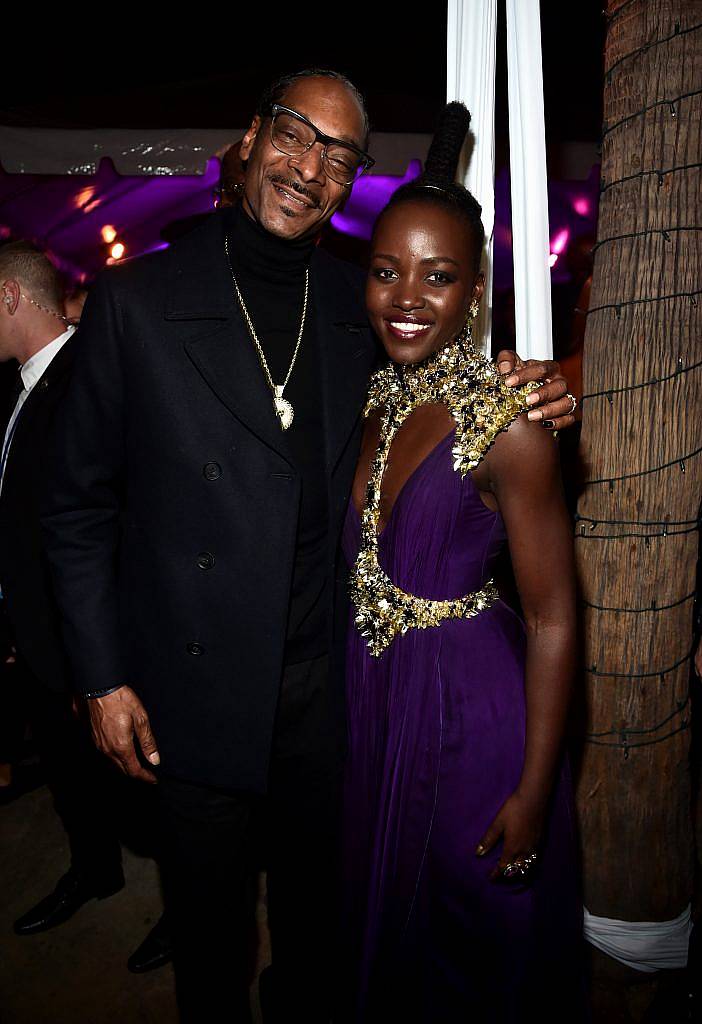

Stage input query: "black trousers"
[
  {"left": 8, "top": 656, "right": 124, "bottom": 886},
  {"left": 157, "top": 654, "right": 343, "bottom": 1023}
]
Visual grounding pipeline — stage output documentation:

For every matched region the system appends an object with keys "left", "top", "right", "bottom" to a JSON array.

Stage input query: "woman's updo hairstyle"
[{"left": 381, "top": 101, "right": 485, "bottom": 275}]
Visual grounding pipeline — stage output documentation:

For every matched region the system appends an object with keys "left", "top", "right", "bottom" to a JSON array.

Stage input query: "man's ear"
[
  {"left": 239, "top": 116, "right": 263, "bottom": 162},
  {"left": 1, "top": 279, "right": 20, "bottom": 316}
]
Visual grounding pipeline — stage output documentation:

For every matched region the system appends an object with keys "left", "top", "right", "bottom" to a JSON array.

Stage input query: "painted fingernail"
[
  {"left": 527, "top": 410, "right": 543, "bottom": 421},
  {"left": 504, "top": 374, "right": 519, "bottom": 386},
  {"left": 525, "top": 393, "right": 538, "bottom": 405},
  {"left": 541, "top": 419, "right": 555, "bottom": 429},
  {"left": 476, "top": 844, "right": 486, "bottom": 856}
]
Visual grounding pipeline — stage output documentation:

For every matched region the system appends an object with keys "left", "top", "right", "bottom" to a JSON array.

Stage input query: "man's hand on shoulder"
[
  {"left": 496, "top": 350, "right": 577, "bottom": 431},
  {"left": 87, "top": 685, "right": 160, "bottom": 783}
]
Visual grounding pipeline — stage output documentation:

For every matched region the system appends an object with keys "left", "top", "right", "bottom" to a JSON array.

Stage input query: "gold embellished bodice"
[{"left": 349, "top": 342, "right": 536, "bottom": 656}]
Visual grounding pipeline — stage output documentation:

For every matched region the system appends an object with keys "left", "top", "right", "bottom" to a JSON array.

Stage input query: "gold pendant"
[{"left": 274, "top": 386, "right": 294, "bottom": 430}]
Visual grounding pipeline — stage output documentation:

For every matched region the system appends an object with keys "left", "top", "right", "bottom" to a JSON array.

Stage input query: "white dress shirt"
[{"left": 0, "top": 325, "right": 75, "bottom": 497}]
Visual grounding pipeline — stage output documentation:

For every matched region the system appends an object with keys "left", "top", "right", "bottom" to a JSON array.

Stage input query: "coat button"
[
  {"left": 197, "top": 551, "right": 215, "bottom": 570},
  {"left": 203, "top": 462, "right": 221, "bottom": 481},
  {"left": 186, "top": 642, "right": 204, "bottom": 656}
]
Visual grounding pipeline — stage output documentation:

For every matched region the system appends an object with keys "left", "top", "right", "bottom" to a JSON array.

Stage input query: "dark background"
[{"left": 0, "top": 3, "right": 605, "bottom": 150}]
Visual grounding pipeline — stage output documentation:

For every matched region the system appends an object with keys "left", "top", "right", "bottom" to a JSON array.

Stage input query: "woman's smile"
[{"left": 384, "top": 315, "right": 435, "bottom": 342}]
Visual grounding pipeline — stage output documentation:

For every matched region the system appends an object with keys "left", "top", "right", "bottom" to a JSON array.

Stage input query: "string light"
[
  {"left": 602, "top": 88, "right": 702, "bottom": 138},
  {"left": 586, "top": 287, "right": 702, "bottom": 318},
  {"left": 581, "top": 591, "right": 696, "bottom": 613},
  {"left": 574, "top": 514, "right": 702, "bottom": 539},
  {"left": 586, "top": 650, "right": 692, "bottom": 679},
  {"left": 604, "top": 22, "right": 702, "bottom": 80},
  {"left": 576, "top": 513, "right": 700, "bottom": 527},
  {"left": 576, "top": 525, "right": 699, "bottom": 539},
  {"left": 585, "top": 721, "right": 690, "bottom": 756},
  {"left": 599, "top": 161, "right": 702, "bottom": 194},
  {"left": 592, "top": 225, "right": 702, "bottom": 253},
  {"left": 580, "top": 356, "right": 702, "bottom": 404},
  {"left": 585, "top": 700, "right": 690, "bottom": 757},
  {"left": 586, "top": 444, "right": 702, "bottom": 487},
  {"left": 587, "top": 699, "right": 689, "bottom": 739}
]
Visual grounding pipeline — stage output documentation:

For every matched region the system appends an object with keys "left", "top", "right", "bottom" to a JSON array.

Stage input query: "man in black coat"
[
  {"left": 42, "top": 70, "right": 573, "bottom": 1020},
  {"left": 0, "top": 242, "right": 125, "bottom": 929}
]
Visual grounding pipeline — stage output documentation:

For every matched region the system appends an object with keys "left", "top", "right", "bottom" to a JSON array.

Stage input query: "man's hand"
[
  {"left": 496, "top": 349, "right": 576, "bottom": 431},
  {"left": 87, "top": 685, "right": 160, "bottom": 783}
]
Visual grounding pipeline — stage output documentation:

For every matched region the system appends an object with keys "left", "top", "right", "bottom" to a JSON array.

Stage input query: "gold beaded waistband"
[{"left": 351, "top": 548, "right": 498, "bottom": 657}]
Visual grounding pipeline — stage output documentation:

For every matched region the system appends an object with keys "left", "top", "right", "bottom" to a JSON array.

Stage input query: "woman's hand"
[{"left": 475, "top": 789, "right": 546, "bottom": 882}]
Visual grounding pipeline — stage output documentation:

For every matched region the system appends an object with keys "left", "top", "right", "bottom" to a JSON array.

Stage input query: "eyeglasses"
[{"left": 268, "top": 104, "right": 374, "bottom": 186}]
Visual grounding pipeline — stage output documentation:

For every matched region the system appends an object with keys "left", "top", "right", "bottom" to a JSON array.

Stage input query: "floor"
[{"left": 0, "top": 782, "right": 271, "bottom": 1023}]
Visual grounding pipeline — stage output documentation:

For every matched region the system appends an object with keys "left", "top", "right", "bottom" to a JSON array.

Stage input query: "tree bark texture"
[{"left": 576, "top": 0, "right": 701, "bottom": 925}]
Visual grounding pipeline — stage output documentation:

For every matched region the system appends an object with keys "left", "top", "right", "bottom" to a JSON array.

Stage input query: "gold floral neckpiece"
[{"left": 350, "top": 337, "right": 537, "bottom": 657}]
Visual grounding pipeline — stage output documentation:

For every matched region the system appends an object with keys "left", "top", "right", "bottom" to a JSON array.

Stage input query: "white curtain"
[
  {"left": 446, "top": 0, "right": 497, "bottom": 355},
  {"left": 446, "top": 0, "right": 553, "bottom": 360}
]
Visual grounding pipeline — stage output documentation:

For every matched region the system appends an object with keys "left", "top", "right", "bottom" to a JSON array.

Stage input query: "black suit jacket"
[
  {"left": 0, "top": 337, "right": 75, "bottom": 692},
  {"left": 42, "top": 212, "right": 377, "bottom": 792}
]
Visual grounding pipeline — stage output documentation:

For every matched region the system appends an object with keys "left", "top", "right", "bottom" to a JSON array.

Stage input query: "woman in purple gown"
[{"left": 341, "top": 104, "right": 585, "bottom": 1022}]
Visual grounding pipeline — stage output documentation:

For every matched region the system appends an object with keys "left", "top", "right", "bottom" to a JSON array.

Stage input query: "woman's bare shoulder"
[{"left": 485, "top": 413, "right": 561, "bottom": 485}]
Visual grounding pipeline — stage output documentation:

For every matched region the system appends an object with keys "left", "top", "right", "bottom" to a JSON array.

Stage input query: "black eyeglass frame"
[{"left": 268, "top": 103, "right": 375, "bottom": 185}]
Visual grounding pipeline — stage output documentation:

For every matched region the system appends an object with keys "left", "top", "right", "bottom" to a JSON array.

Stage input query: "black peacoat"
[{"left": 41, "top": 212, "right": 377, "bottom": 792}]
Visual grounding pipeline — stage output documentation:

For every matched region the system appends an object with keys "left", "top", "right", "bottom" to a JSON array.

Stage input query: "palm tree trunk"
[{"left": 575, "top": 0, "right": 701, "bottom": 1015}]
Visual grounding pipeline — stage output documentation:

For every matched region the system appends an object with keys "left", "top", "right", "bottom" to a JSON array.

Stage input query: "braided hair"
[{"left": 381, "top": 102, "right": 485, "bottom": 274}]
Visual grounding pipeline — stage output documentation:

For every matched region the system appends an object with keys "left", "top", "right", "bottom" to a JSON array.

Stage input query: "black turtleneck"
[{"left": 223, "top": 202, "right": 329, "bottom": 665}]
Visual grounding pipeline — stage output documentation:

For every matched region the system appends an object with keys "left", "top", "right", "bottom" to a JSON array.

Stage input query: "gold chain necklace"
[
  {"left": 225, "top": 235, "right": 309, "bottom": 430},
  {"left": 350, "top": 338, "right": 537, "bottom": 657}
]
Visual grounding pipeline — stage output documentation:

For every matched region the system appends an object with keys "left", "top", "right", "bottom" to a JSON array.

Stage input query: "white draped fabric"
[
  {"left": 446, "top": 0, "right": 497, "bottom": 355},
  {"left": 584, "top": 905, "right": 692, "bottom": 973},
  {"left": 446, "top": 0, "right": 553, "bottom": 360}
]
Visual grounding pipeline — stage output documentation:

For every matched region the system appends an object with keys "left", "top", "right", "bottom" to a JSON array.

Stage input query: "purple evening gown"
[{"left": 340, "top": 428, "right": 586, "bottom": 1023}]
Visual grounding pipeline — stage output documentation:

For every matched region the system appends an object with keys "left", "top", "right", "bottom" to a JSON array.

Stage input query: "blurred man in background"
[{"left": 0, "top": 241, "right": 169, "bottom": 972}]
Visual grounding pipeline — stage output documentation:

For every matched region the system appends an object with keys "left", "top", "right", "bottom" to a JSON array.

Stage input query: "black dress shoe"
[
  {"left": 127, "top": 913, "right": 172, "bottom": 973},
  {"left": 13, "top": 868, "right": 125, "bottom": 935}
]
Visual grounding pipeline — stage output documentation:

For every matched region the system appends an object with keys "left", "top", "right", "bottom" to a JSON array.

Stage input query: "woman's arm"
[{"left": 474, "top": 415, "right": 576, "bottom": 877}]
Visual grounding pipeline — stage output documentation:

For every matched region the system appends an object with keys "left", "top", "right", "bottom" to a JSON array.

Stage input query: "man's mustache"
[{"left": 268, "top": 175, "right": 321, "bottom": 209}]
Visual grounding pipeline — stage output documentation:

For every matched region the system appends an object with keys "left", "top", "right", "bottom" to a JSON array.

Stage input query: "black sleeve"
[{"left": 40, "top": 272, "right": 127, "bottom": 696}]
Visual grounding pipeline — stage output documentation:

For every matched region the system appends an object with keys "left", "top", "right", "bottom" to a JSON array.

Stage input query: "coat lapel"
[
  {"left": 9, "top": 335, "right": 74, "bottom": 438},
  {"left": 165, "top": 213, "right": 293, "bottom": 464},
  {"left": 166, "top": 215, "right": 376, "bottom": 470},
  {"left": 310, "top": 248, "right": 377, "bottom": 474}
]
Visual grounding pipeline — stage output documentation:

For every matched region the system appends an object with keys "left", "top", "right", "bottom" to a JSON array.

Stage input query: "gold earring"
[{"left": 457, "top": 300, "right": 480, "bottom": 352}]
